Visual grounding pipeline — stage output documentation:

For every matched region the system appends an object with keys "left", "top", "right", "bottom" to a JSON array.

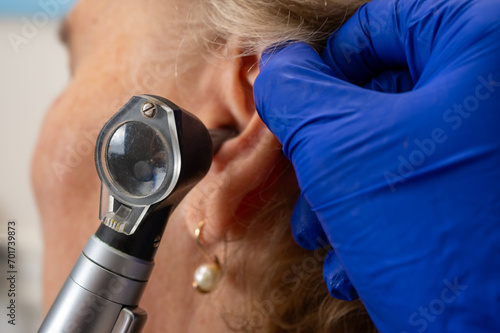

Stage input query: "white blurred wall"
[{"left": 0, "top": 18, "right": 70, "bottom": 332}]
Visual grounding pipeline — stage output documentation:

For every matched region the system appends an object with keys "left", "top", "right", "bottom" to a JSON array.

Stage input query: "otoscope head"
[{"left": 95, "top": 95, "right": 213, "bottom": 236}]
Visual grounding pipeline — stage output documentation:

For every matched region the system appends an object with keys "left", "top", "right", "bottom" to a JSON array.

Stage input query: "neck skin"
[{"left": 32, "top": 0, "right": 295, "bottom": 331}]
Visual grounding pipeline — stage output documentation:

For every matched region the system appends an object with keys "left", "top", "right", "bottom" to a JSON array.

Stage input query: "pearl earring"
[{"left": 192, "top": 221, "right": 221, "bottom": 293}]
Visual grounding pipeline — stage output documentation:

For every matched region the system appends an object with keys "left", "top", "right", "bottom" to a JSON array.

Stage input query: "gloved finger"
[
  {"left": 290, "top": 173, "right": 358, "bottom": 303},
  {"left": 323, "top": 0, "right": 500, "bottom": 88},
  {"left": 363, "top": 69, "right": 414, "bottom": 93},
  {"left": 255, "top": 42, "right": 383, "bottom": 157},
  {"left": 291, "top": 194, "right": 329, "bottom": 251},
  {"left": 324, "top": 248, "right": 358, "bottom": 301},
  {"left": 321, "top": 0, "right": 409, "bottom": 87},
  {"left": 255, "top": 42, "right": 402, "bottom": 211}
]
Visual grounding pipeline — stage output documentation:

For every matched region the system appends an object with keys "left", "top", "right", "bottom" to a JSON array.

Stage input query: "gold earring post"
[{"left": 192, "top": 220, "right": 221, "bottom": 293}]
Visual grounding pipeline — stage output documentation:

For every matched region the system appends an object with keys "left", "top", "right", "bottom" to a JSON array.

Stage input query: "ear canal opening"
[{"left": 209, "top": 128, "right": 239, "bottom": 154}]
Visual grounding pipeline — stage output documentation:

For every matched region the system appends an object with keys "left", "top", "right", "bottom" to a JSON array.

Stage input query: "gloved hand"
[{"left": 254, "top": 0, "right": 500, "bottom": 332}]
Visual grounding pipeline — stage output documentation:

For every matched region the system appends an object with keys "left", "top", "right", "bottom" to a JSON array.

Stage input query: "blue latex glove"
[{"left": 254, "top": 0, "right": 500, "bottom": 332}]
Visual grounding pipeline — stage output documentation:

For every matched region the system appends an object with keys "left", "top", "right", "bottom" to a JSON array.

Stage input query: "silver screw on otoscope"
[{"left": 141, "top": 102, "right": 157, "bottom": 118}]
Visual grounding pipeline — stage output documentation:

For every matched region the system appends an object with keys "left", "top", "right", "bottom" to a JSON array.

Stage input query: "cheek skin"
[{"left": 32, "top": 72, "right": 129, "bottom": 309}]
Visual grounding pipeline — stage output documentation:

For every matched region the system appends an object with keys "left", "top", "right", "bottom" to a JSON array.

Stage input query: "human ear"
[{"left": 174, "top": 47, "right": 297, "bottom": 243}]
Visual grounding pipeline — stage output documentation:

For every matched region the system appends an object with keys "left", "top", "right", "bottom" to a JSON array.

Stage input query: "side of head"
[{"left": 32, "top": 0, "right": 374, "bottom": 331}]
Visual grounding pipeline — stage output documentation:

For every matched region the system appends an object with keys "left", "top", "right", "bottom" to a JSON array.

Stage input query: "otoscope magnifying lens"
[{"left": 106, "top": 121, "right": 169, "bottom": 198}]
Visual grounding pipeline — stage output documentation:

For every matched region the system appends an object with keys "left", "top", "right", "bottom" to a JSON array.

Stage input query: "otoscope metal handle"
[
  {"left": 111, "top": 307, "right": 147, "bottom": 333},
  {"left": 38, "top": 236, "right": 151, "bottom": 332}
]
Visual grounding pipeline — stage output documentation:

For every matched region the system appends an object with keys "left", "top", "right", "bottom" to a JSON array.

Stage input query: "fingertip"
[
  {"left": 291, "top": 196, "right": 359, "bottom": 302},
  {"left": 259, "top": 44, "right": 286, "bottom": 68},
  {"left": 253, "top": 40, "right": 359, "bottom": 149},
  {"left": 254, "top": 42, "right": 323, "bottom": 139},
  {"left": 291, "top": 194, "right": 329, "bottom": 251},
  {"left": 259, "top": 42, "right": 318, "bottom": 70},
  {"left": 324, "top": 250, "right": 359, "bottom": 301}
]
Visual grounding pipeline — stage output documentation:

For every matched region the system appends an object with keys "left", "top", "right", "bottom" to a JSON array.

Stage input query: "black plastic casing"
[{"left": 95, "top": 95, "right": 213, "bottom": 261}]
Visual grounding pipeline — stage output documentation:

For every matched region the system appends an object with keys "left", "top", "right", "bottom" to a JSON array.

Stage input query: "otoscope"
[{"left": 39, "top": 95, "right": 234, "bottom": 332}]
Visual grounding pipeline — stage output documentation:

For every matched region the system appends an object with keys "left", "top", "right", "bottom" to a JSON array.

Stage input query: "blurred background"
[{"left": 0, "top": 0, "right": 76, "bottom": 331}]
